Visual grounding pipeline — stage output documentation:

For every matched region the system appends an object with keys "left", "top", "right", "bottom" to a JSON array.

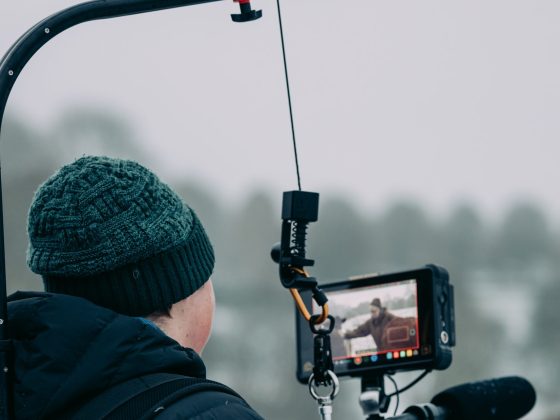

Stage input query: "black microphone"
[{"left": 391, "top": 376, "right": 536, "bottom": 420}]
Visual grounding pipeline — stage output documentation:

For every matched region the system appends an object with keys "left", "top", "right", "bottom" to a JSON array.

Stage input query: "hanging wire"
[
  {"left": 275, "top": 0, "right": 302, "bottom": 191},
  {"left": 385, "top": 370, "right": 431, "bottom": 415},
  {"left": 386, "top": 374, "right": 400, "bottom": 416},
  {"left": 386, "top": 370, "right": 430, "bottom": 397}
]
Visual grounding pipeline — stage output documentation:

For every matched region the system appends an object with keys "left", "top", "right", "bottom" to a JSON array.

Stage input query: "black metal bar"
[
  {"left": 0, "top": 1, "right": 225, "bottom": 418},
  {"left": 0, "top": 165, "right": 11, "bottom": 419},
  {"left": 0, "top": 0, "right": 224, "bottom": 125}
]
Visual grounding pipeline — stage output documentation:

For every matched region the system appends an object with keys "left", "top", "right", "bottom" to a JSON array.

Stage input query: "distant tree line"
[{"left": 2, "top": 109, "right": 558, "bottom": 419}]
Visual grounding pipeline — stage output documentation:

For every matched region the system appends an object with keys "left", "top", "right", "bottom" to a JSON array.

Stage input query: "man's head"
[
  {"left": 370, "top": 297, "right": 383, "bottom": 319},
  {"left": 27, "top": 156, "right": 215, "bottom": 352}
]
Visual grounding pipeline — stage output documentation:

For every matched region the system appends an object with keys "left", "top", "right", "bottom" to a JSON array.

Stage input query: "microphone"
[{"left": 391, "top": 376, "right": 536, "bottom": 420}]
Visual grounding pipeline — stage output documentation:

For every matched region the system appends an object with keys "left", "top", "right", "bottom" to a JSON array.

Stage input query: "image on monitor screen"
[{"left": 315, "top": 279, "right": 419, "bottom": 361}]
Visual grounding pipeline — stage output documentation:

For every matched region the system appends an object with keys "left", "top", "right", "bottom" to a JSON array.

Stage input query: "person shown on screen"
[{"left": 343, "top": 297, "right": 401, "bottom": 352}]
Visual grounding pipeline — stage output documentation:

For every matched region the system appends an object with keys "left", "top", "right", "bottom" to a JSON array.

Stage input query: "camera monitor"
[{"left": 296, "top": 265, "right": 454, "bottom": 383}]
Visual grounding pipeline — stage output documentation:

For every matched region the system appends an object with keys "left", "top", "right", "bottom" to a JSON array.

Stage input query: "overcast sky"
[{"left": 1, "top": 1, "right": 559, "bottom": 218}]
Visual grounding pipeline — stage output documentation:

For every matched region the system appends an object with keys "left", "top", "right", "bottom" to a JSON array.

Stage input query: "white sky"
[
  {"left": 1, "top": 1, "right": 559, "bottom": 219},
  {"left": 328, "top": 279, "right": 416, "bottom": 310}
]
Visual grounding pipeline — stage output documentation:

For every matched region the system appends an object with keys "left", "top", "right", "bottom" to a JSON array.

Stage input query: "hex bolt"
[
  {"left": 0, "top": 318, "right": 3, "bottom": 325},
  {"left": 44, "top": 28, "right": 50, "bottom": 34}
]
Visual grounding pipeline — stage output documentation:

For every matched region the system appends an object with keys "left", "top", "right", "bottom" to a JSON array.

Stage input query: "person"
[
  {"left": 8, "top": 156, "right": 263, "bottom": 419},
  {"left": 343, "top": 298, "right": 402, "bottom": 352}
]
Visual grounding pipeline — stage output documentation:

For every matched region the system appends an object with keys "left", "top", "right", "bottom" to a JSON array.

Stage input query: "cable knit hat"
[
  {"left": 27, "top": 156, "right": 214, "bottom": 316},
  {"left": 370, "top": 298, "right": 382, "bottom": 309}
]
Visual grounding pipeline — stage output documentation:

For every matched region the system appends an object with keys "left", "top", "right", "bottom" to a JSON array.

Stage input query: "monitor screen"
[{"left": 314, "top": 279, "right": 420, "bottom": 369}]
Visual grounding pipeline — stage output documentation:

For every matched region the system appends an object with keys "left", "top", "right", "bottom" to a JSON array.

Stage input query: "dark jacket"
[
  {"left": 343, "top": 309, "right": 397, "bottom": 351},
  {"left": 8, "top": 291, "right": 263, "bottom": 419}
]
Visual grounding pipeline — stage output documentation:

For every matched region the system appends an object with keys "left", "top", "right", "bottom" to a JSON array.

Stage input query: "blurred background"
[{"left": 1, "top": 1, "right": 559, "bottom": 419}]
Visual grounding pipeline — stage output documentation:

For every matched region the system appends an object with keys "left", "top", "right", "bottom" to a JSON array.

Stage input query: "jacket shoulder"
[{"left": 155, "top": 389, "right": 264, "bottom": 420}]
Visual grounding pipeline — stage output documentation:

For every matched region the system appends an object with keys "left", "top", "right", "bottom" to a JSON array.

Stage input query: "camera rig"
[
  {"left": 271, "top": 192, "right": 457, "bottom": 419},
  {"left": 0, "top": 1, "right": 538, "bottom": 419},
  {"left": 270, "top": 190, "right": 340, "bottom": 419},
  {"left": 271, "top": 191, "right": 329, "bottom": 310}
]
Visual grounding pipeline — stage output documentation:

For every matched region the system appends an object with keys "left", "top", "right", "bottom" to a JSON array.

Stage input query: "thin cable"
[
  {"left": 387, "top": 374, "right": 399, "bottom": 416},
  {"left": 386, "top": 370, "right": 430, "bottom": 397},
  {"left": 275, "top": 0, "right": 302, "bottom": 191}
]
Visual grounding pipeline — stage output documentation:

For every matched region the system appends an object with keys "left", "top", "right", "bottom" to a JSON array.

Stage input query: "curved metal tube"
[
  {"left": 0, "top": 0, "right": 223, "bottom": 123},
  {"left": 0, "top": 1, "right": 224, "bottom": 418}
]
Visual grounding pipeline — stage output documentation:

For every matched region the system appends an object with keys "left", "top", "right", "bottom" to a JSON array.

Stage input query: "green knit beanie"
[{"left": 27, "top": 156, "right": 215, "bottom": 316}]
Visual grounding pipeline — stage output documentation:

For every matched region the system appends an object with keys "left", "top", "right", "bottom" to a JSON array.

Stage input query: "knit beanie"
[
  {"left": 27, "top": 156, "right": 215, "bottom": 316},
  {"left": 371, "top": 298, "right": 382, "bottom": 309}
]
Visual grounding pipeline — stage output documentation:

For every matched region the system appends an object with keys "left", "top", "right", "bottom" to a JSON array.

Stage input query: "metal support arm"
[{"left": 0, "top": 0, "right": 226, "bottom": 125}]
